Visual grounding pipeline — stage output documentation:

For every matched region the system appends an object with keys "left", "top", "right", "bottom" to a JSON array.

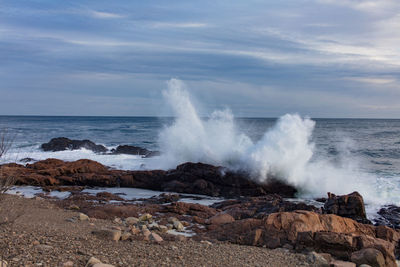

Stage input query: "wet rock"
[
  {"left": 6, "top": 159, "right": 298, "bottom": 198},
  {"left": 376, "top": 205, "right": 400, "bottom": 229},
  {"left": 19, "top": 157, "right": 36, "bottom": 163},
  {"left": 110, "top": 145, "right": 151, "bottom": 156},
  {"left": 351, "top": 248, "right": 385, "bottom": 267},
  {"left": 41, "top": 137, "right": 107, "bottom": 153},
  {"left": 323, "top": 191, "right": 370, "bottom": 224}
]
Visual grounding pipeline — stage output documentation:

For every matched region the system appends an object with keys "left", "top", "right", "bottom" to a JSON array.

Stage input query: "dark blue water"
[
  {"left": 1, "top": 116, "right": 400, "bottom": 177},
  {"left": 2, "top": 115, "right": 400, "bottom": 216}
]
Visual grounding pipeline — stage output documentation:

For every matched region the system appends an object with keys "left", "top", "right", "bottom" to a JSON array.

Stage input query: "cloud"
[
  {"left": 88, "top": 10, "right": 124, "bottom": 19},
  {"left": 151, "top": 22, "right": 208, "bottom": 28}
]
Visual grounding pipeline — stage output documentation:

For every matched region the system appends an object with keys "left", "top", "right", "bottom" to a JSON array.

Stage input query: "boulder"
[
  {"left": 110, "top": 145, "right": 151, "bottom": 156},
  {"left": 351, "top": 248, "right": 385, "bottom": 267},
  {"left": 207, "top": 213, "right": 235, "bottom": 225},
  {"left": 91, "top": 229, "right": 121, "bottom": 241},
  {"left": 41, "top": 137, "right": 107, "bottom": 153},
  {"left": 323, "top": 192, "right": 370, "bottom": 224},
  {"left": 376, "top": 205, "right": 400, "bottom": 229}
]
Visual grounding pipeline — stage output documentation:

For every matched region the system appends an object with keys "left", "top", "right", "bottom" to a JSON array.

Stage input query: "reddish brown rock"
[
  {"left": 323, "top": 191, "right": 370, "bottom": 224},
  {"left": 4, "top": 159, "right": 297, "bottom": 198},
  {"left": 206, "top": 213, "right": 235, "bottom": 225}
]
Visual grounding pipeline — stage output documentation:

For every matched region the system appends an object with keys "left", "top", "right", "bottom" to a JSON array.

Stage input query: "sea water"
[{"left": 1, "top": 80, "right": 400, "bottom": 218}]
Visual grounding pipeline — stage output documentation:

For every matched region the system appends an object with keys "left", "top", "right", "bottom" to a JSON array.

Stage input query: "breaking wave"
[{"left": 158, "top": 79, "right": 399, "bottom": 206}]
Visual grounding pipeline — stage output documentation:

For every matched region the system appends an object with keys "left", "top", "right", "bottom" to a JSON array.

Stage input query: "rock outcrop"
[
  {"left": 202, "top": 210, "right": 400, "bottom": 267},
  {"left": 41, "top": 137, "right": 107, "bottom": 153},
  {"left": 2, "top": 159, "right": 298, "bottom": 198},
  {"left": 323, "top": 191, "right": 370, "bottom": 224},
  {"left": 40, "top": 137, "right": 160, "bottom": 157}
]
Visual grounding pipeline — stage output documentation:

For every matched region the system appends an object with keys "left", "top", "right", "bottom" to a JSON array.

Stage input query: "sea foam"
[{"left": 157, "top": 79, "right": 398, "bottom": 206}]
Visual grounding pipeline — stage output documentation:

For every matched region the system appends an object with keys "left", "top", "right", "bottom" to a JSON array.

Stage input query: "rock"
[
  {"left": 207, "top": 213, "right": 235, "bottom": 225},
  {"left": 79, "top": 213, "right": 89, "bottom": 221},
  {"left": 41, "top": 137, "right": 107, "bottom": 153},
  {"left": 351, "top": 248, "right": 385, "bottom": 267},
  {"left": 113, "top": 217, "right": 122, "bottom": 224},
  {"left": 19, "top": 157, "right": 36, "bottom": 163},
  {"left": 149, "top": 232, "right": 163, "bottom": 243},
  {"left": 139, "top": 213, "right": 152, "bottom": 221},
  {"left": 159, "top": 225, "right": 168, "bottom": 233},
  {"left": 330, "top": 260, "right": 356, "bottom": 267},
  {"left": 307, "top": 251, "right": 330, "bottom": 267},
  {"left": 92, "top": 264, "right": 115, "bottom": 267},
  {"left": 62, "top": 261, "right": 74, "bottom": 267},
  {"left": 0, "top": 260, "right": 7, "bottom": 267},
  {"left": 376, "top": 205, "right": 400, "bottom": 229},
  {"left": 359, "top": 265, "right": 372, "bottom": 267},
  {"left": 323, "top": 191, "right": 370, "bottom": 224},
  {"left": 69, "top": 205, "right": 80, "bottom": 210},
  {"left": 121, "top": 232, "right": 132, "bottom": 241},
  {"left": 110, "top": 145, "right": 151, "bottom": 156},
  {"left": 131, "top": 226, "right": 140, "bottom": 235},
  {"left": 173, "top": 220, "right": 184, "bottom": 231},
  {"left": 86, "top": 258, "right": 102, "bottom": 267},
  {"left": 200, "top": 240, "right": 213, "bottom": 245},
  {"left": 35, "top": 244, "right": 54, "bottom": 251},
  {"left": 91, "top": 229, "right": 121, "bottom": 241},
  {"left": 125, "top": 217, "right": 139, "bottom": 225},
  {"left": 142, "top": 229, "right": 151, "bottom": 239},
  {"left": 5, "top": 159, "right": 297, "bottom": 198}
]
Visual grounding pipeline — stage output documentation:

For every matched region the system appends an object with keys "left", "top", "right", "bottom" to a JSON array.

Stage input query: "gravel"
[{"left": 0, "top": 194, "right": 314, "bottom": 267}]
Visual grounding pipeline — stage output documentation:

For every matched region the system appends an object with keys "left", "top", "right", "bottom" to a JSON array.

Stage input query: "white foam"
[{"left": 156, "top": 79, "right": 400, "bottom": 209}]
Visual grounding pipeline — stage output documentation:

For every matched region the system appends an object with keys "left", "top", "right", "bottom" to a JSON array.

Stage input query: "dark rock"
[
  {"left": 110, "top": 145, "right": 150, "bottom": 156},
  {"left": 5, "top": 159, "right": 298, "bottom": 198},
  {"left": 41, "top": 137, "right": 107, "bottom": 153},
  {"left": 323, "top": 192, "right": 370, "bottom": 224},
  {"left": 19, "top": 157, "right": 37, "bottom": 163},
  {"left": 376, "top": 205, "right": 400, "bottom": 229}
]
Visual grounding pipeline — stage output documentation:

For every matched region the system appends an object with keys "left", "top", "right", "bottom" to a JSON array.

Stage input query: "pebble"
[
  {"left": 173, "top": 221, "right": 184, "bottom": 231},
  {"left": 79, "top": 213, "right": 89, "bottom": 221},
  {"left": 62, "top": 261, "right": 74, "bottom": 267}
]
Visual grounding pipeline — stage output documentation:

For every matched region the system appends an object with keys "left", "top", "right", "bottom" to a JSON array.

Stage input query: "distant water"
[
  {"left": 1, "top": 115, "right": 400, "bottom": 217},
  {"left": 1, "top": 116, "right": 399, "bottom": 175}
]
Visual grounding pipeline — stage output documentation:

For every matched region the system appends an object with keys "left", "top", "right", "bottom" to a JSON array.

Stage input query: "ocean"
[{"left": 1, "top": 82, "right": 400, "bottom": 219}]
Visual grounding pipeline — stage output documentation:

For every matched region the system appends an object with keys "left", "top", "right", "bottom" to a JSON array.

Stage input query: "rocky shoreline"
[{"left": 1, "top": 158, "right": 400, "bottom": 266}]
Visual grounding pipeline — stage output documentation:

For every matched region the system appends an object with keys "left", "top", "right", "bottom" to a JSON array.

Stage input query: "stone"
[
  {"left": 35, "top": 244, "right": 54, "bottom": 251},
  {"left": 0, "top": 260, "right": 7, "bottom": 267},
  {"left": 307, "top": 251, "right": 329, "bottom": 267},
  {"left": 142, "top": 229, "right": 151, "bottom": 239},
  {"left": 85, "top": 257, "right": 102, "bottom": 267},
  {"left": 173, "top": 220, "right": 184, "bottom": 231},
  {"left": 125, "top": 217, "right": 139, "bottom": 225},
  {"left": 121, "top": 232, "right": 132, "bottom": 241},
  {"left": 41, "top": 137, "right": 107, "bottom": 153},
  {"left": 92, "top": 264, "right": 115, "bottom": 267},
  {"left": 330, "top": 260, "right": 356, "bottom": 267},
  {"left": 207, "top": 213, "right": 235, "bottom": 225},
  {"left": 79, "top": 213, "right": 89, "bottom": 221},
  {"left": 113, "top": 217, "right": 122, "bottom": 224},
  {"left": 351, "top": 248, "right": 385, "bottom": 267},
  {"left": 69, "top": 205, "right": 79, "bottom": 210},
  {"left": 131, "top": 226, "right": 140, "bottom": 235},
  {"left": 62, "top": 261, "right": 74, "bottom": 267},
  {"left": 323, "top": 191, "right": 370, "bottom": 224},
  {"left": 139, "top": 213, "right": 152, "bottom": 221},
  {"left": 159, "top": 225, "right": 168, "bottom": 232},
  {"left": 149, "top": 232, "right": 163, "bottom": 243},
  {"left": 91, "top": 229, "right": 121, "bottom": 241}
]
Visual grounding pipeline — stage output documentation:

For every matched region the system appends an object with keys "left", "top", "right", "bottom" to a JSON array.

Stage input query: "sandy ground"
[{"left": 0, "top": 194, "right": 315, "bottom": 267}]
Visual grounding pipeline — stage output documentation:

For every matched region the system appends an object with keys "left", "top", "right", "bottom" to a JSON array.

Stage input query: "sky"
[{"left": 0, "top": 0, "right": 400, "bottom": 118}]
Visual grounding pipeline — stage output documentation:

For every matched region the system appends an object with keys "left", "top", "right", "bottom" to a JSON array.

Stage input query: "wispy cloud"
[
  {"left": 88, "top": 10, "right": 124, "bottom": 19},
  {"left": 150, "top": 22, "right": 208, "bottom": 29}
]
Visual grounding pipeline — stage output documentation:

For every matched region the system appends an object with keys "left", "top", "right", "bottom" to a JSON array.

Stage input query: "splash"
[{"left": 157, "top": 79, "right": 393, "bottom": 205}]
